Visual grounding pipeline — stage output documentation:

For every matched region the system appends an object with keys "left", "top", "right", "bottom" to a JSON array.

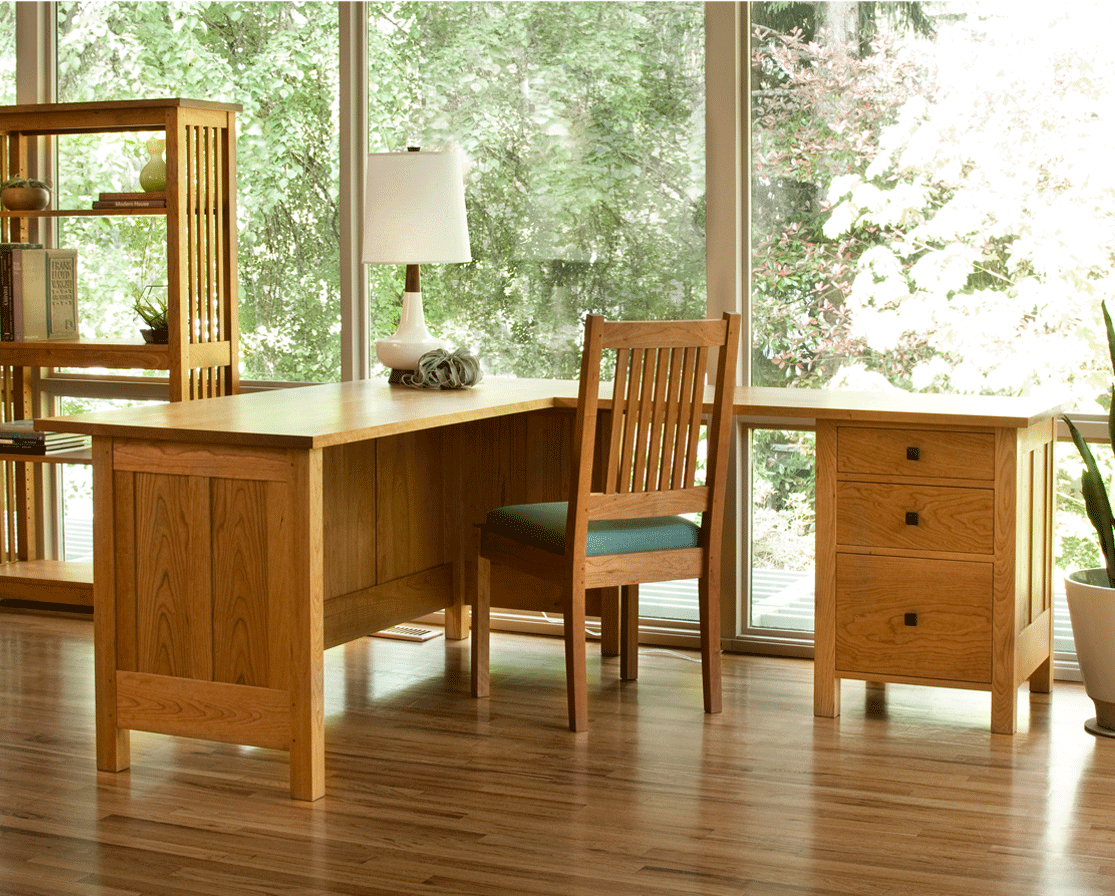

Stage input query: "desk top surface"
[{"left": 42, "top": 379, "right": 1069, "bottom": 449}]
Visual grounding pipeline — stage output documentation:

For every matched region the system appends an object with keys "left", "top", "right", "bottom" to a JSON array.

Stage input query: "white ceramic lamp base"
[{"left": 376, "top": 290, "right": 447, "bottom": 382}]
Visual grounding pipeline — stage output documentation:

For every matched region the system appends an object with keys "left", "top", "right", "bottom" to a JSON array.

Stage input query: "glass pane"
[
  {"left": 55, "top": 396, "right": 159, "bottom": 561},
  {"left": 750, "top": 429, "right": 814, "bottom": 633},
  {"left": 367, "top": 2, "right": 706, "bottom": 381},
  {"left": 56, "top": 1, "right": 340, "bottom": 382},
  {"left": 750, "top": 2, "right": 1115, "bottom": 641},
  {"left": 0, "top": 3, "right": 14, "bottom": 105}
]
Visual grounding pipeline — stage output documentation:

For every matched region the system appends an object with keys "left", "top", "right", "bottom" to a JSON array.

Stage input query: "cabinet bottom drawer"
[{"left": 835, "top": 554, "right": 992, "bottom": 684}]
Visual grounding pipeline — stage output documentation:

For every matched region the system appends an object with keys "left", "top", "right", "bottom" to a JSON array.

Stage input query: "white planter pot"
[{"left": 1065, "top": 568, "right": 1115, "bottom": 737}]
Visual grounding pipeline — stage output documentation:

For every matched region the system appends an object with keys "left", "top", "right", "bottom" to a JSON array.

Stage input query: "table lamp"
[{"left": 363, "top": 148, "right": 472, "bottom": 382}]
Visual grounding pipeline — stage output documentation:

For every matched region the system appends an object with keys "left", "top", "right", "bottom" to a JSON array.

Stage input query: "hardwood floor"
[{"left": 1, "top": 605, "right": 1112, "bottom": 896}]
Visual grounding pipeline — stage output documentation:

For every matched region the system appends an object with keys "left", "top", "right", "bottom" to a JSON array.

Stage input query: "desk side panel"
[
  {"left": 323, "top": 441, "right": 377, "bottom": 600},
  {"left": 131, "top": 470, "right": 213, "bottom": 680},
  {"left": 376, "top": 429, "right": 450, "bottom": 582},
  {"left": 113, "top": 442, "right": 298, "bottom": 692}
]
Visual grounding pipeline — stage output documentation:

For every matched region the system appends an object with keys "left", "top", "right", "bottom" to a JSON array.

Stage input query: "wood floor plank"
[{"left": 1, "top": 606, "right": 1114, "bottom": 895}]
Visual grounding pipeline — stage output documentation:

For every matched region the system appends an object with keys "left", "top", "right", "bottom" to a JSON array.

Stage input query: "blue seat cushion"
[{"left": 484, "top": 501, "right": 700, "bottom": 556}]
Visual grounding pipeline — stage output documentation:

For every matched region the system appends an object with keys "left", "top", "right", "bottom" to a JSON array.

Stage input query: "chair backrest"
[{"left": 566, "top": 313, "right": 741, "bottom": 553}]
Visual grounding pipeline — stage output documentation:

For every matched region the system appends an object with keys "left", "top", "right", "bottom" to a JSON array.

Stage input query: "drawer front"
[
  {"left": 838, "top": 427, "right": 995, "bottom": 481},
  {"left": 836, "top": 481, "right": 994, "bottom": 554},
  {"left": 835, "top": 554, "right": 992, "bottom": 683}
]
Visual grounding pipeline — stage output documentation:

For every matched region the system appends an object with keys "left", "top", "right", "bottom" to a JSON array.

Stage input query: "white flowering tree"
[{"left": 821, "top": 3, "right": 1115, "bottom": 405}]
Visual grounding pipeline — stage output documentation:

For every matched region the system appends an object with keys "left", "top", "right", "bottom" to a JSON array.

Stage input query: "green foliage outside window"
[
  {"left": 369, "top": 2, "right": 706, "bottom": 379},
  {"left": 0, "top": 4, "right": 13, "bottom": 105},
  {"left": 57, "top": 0, "right": 341, "bottom": 382}
]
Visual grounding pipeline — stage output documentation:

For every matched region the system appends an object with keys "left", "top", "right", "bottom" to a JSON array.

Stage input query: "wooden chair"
[{"left": 471, "top": 312, "right": 741, "bottom": 730}]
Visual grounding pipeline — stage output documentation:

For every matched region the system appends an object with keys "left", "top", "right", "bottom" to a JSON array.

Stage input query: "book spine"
[
  {"left": 12, "top": 249, "right": 23, "bottom": 341},
  {"left": 92, "top": 200, "right": 167, "bottom": 209},
  {"left": 17, "top": 249, "right": 48, "bottom": 340},
  {"left": 0, "top": 250, "right": 12, "bottom": 341},
  {"left": 0, "top": 443, "right": 47, "bottom": 456},
  {"left": 46, "top": 249, "right": 79, "bottom": 339},
  {"left": 98, "top": 191, "right": 166, "bottom": 202}
]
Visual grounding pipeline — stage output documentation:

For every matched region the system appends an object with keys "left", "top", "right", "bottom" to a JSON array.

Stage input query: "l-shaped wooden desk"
[{"left": 45, "top": 379, "right": 1065, "bottom": 800}]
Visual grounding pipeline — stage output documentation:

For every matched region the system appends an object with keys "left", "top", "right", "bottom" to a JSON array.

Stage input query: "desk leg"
[
  {"left": 93, "top": 437, "right": 130, "bottom": 772},
  {"left": 289, "top": 449, "right": 325, "bottom": 801},
  {"left": 991, "top": 689, "right": 1018, "bottom": 735},
  {"left": 1029, "top": 655, "right": 1053, "bottom": 694},
  {"left": 445, "top": 557, "right": 469, "bottom": 641},
  {"left": 813, "top": 422, "right": 840, "bottom": 719}
]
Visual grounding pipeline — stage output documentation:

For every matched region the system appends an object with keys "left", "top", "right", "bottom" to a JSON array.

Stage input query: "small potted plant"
[
  {"left": 0, "top": 176, "right": 52, "bottom": 211},
  {"left": 133, "top": 286, "right": 169, "bottom": 343},
  {"left": 1064, "top": 300, "right": 1115, "bottom": 737}
]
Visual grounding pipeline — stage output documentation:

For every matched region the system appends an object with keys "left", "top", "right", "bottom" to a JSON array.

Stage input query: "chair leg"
[
  {"left": 698, "top": 574, "right": 722, "bottom": 714},
  {"left": 471, "top": 555, "right": 491, "bottom": 698},
  {"left": 564, "top": 587, "right": 589, "bottom": 731},
  {"left": 598, "top": 586, "right": 620, "bottom": 657},
  {"left": 620, "top": 583, "right": 639, "bottom": 681}
]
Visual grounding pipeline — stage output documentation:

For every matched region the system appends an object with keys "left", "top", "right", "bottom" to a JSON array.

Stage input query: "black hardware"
[
  {"left": 904, "top": 613, "right": 918, "bottom": 627},
  {"left": 905, "top": 511, "right": 919, "bottom": 526},
  {"left": 906, "top": 447, "right": 920, "bottom": 461}
]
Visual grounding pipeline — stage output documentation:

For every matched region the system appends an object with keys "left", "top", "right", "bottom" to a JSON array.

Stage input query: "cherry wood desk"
[{"left": 46, "top": 382, "right": 1065, "bottom": 799}]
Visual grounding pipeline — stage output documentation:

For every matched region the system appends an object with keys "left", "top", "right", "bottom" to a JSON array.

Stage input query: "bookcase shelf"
[
  {"left": 0, "top": 337, "right": 233, "bottom": 371},
  {"left": 0, "top": 98, "right": 241, "bottom": 609},
  {"left": 1, "top": 208, "right": 169, "bottom": 218}
]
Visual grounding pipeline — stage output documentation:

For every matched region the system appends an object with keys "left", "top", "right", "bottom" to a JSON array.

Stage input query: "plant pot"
[
  {"left": 140, "top": 327, "right": 168, "bottom": 344},
  {"left": 1065, "top": 568, "right": 1115, "bottom": 737},
  {"left": 1, "top": 186, "right": 50, "bottom": 211}
]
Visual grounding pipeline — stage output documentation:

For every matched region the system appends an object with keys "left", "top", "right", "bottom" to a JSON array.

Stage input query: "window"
[{"left": 0, "top": 3, "right": 13, "bottom": 104}]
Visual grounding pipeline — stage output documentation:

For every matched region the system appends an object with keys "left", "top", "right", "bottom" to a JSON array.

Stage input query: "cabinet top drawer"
[{"left": 838, "top": 427, "right": 995, "bottom": 481}]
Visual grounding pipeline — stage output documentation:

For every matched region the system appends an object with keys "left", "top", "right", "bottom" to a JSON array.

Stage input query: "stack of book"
[
  {"left": 0, "top": 244, "right": 79, "bottom": 341},
  {"left": 0, "top": 420, "right": 90, "bottom": 455},
  {"left": 92, "top": 191, "right": 166, "bottom": 209}
]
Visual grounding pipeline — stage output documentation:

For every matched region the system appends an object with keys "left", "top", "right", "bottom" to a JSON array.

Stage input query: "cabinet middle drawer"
[{"left": 836, "top": 481, "right": 994, "bottom": 554}]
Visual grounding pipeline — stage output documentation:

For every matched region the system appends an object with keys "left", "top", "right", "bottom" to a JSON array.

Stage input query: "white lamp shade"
[{"left": 362, "top": 150, "right": 472, "bottom": 264}]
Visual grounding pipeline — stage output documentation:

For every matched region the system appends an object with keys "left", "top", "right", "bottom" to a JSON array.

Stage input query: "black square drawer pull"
[
  {"left": 907, "top": 446, "right": 920, "bottom": 461},
  {"left": 904, "top": 613, "right": 918, "bottom": 627},
  {"left": 905, "top": 511, "right": 919, "bottom": 526}
]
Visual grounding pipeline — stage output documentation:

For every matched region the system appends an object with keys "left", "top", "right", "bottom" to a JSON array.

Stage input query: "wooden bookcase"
[{"left": 0, "top": 98, "right": 241, "bottom": 607}]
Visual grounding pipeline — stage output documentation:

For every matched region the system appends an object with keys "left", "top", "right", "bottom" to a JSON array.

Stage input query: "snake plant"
[{"left": 1065, "top": 301, "right": 1115, "bottom": 588}]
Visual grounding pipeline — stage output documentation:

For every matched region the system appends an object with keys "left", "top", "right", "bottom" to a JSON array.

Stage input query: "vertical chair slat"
[
  {"left": 644, "top": 346, "right": 672, "bottom": 493},
  {"left": 604, "top": 347, "right": 630, "bottom": 494},
  {"left": 617, "top": 348, "right": 644, "bottom": 493},
  {"left": 657, "top": 346, "right": 684, "bottom": 491},
  {"left": 683, "top": 346, "right": 709, "bottom": 488},
  {"left": 671, "top": 346, "right": 696, "bottom": 490},
  {"left": 630, "top": 348, "right": 657, "bottom": 493}
]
